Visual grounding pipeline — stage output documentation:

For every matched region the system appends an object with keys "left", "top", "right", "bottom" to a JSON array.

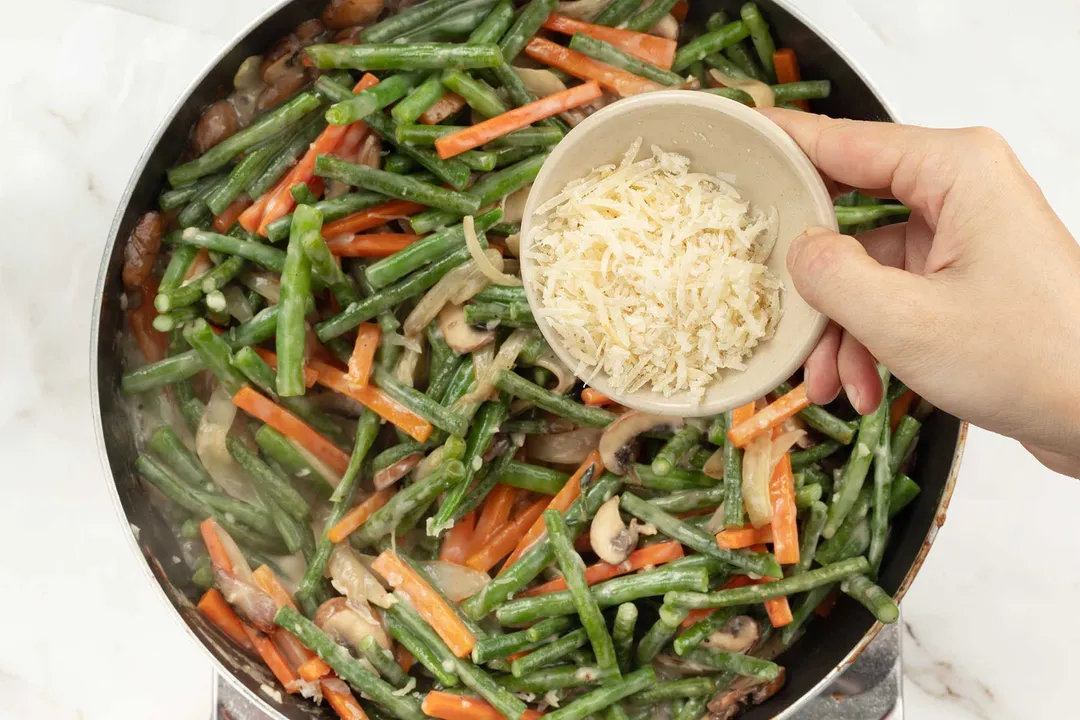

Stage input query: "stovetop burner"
[{"left": 214, "top": 618, "right": 902, "bottom": 720}]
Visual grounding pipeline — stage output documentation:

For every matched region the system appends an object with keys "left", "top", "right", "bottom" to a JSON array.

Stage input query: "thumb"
[{"left": 787, "top": 227, "right": 927, "bottom": 354}]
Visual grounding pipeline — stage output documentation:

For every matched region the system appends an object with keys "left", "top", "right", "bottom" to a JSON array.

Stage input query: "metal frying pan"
[{"left": 91, "top": 1, "right": 965, "bottom": 717}]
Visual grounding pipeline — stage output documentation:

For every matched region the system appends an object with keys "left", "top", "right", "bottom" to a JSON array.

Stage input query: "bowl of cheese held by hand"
[{"left": 519, "top": 90, "right": 836, "bottom": 417}]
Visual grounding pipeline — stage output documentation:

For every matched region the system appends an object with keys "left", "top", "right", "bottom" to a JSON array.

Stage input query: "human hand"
[{"left": 762, "top": 109, "right": 1080, "bottom": 477}]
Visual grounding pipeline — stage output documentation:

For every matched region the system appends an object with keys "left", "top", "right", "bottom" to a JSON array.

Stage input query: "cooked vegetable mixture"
[{"left": 119, "top": 1, "right": 919, "bottom": 718}]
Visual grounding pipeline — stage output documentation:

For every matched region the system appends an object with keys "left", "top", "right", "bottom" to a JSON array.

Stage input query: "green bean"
[
  {"left": 791, "top": 440, "right": 844, "bottom": 471},
  {"left": 382, "top": 611, "right": 456, "bottom": 685},
  {"left": 626, "top": 464, "right": 714, "bottom": 492},
  {"left": 629, "top": 676, "right": 719, "bottom": 705},
  {"left": 275, "top": 204, "right": 318, "bottom": 397},
  {"left": 868, "top": 424, "right": 892, "bottom": 574},
  {"left": 644, "top": 486, "right": 726, "bottom": 515},
  {"left": 651, "top": 424, "right": 704, "bottom": 476},
  {"left": 150, "top": 305, "right": 200, "bottom": 333},
  {"left": 317, "top": 242, "right": 479, "bottom": 341},
  {"left": 510, "top": 628, "right": 588, "bottom": 677},
  {"left": 287, "top": 182, "right": 316, "bottom": 207},
  {"left": 472, "top": 285, "right": 525, "bottom": 307},
  {"left": 625, "top": 0, "right": 678, "bottom": 31},
  {"left": 673, "top": 22, "right": 750, "bottom": 72},
  {"left": 387, "top": 592, "right": 463, "bottom": 678},
  {"left": 393, "top": 75, "right": 447, "bottom": 127},
  {"left": 619, "top": 493, "right": 781, "bottom": 579},
  {"left": 795, "top": 483, "right": 823, "bottom": 510},
  {"left": 611, "top": 602, "right": 638, "bottom": 674},
  {"left": 795, "top": 501, "right": 828, "bottom": 576},
  {"left": 360, "top": 0, "right": 462, "bottom": 42},
  {"left": 499, "top": 460, "right": 568, "bottom": 495},
  {"left": 825, "top": 366, "right": 890, "bottom": 538},
  {"left": 501, "top": 664, "right": 619, "bottom": 694},
  {"left": 410, "top": 154, "right": 547, "bottom": 237},
  {"left": 155, "top": 253, "right": 243, "bottom": 313},
  {"left": 148, "top": 426, "right": 212, "bottom": 489},
  {"left": 383, "top": 153, "right": 417, "bottom": 174},
  {"left": 247, "top": 114, "right": 328, "bottom": 199},
  {"left": 681, "top": 647, "right": 780, "bottom": 681},
  {"left": 816, "top": 487, "right": 871, "bottom": 565},
  {"left": 352, "top": 459, "right": 465, "bottom": 547},
  {"left": 496, "top": 370, "right": 615, "bottom": 427},
  {"left": 315, "top": 155, "right": 479, "bottom": 216},
  {"left": 206, "top": 137, "right": 288, "bottom": 217},
  {"left": 702, "top": 51, "right": 753, "bottom": 81},
  {"left": 182, "top": 319, "right": 247, "bottom": 394},
  {"left": 545, "top": 667, "right": 655, "bottom": 720},
  {"left": 778, "top": 584, "right": 833, "bottom": 648},
  {"left": 667, "top": 556, "right": 870, "bottom": 610},
  {"left": 306, "top": 43, "right": 502, "bottom": 72},
  {"left": 191, "top": 555, "right": 214, "bottom": 588},
  {"left": 366, "top": 208, "right": 501, "bottom": 288},
  {"left": 355, "top": 635, "right": 411, "bottom": 688},
  {"left": 841, "top": 574, "right": 900, "bottom": 623},
  {"left": 463, "top": 301, "right": 536, "bottom": 328},
  {"left": 500, "top": 0, "right": 559, "bottom": 62},
  {"left": 569, "top": 33, "right": 684, "bottom": 86},
  {"left": 704, "top": 414, "right": 727, "bottom": 446},
  {"left": 890, "top": 415, "right": 921, "bottom": 470},
  {"left": 673, "top": 606, "right": 742, "bottom": 656},
  {"left": 546, "top": 510, "right": 620, "bottom": 673},
  {"left": 165, "top": 228, "right": 287, "bottom": 273},
  {"left": 326, "top": 72, "right": 422, "bottom": 126},
  {"left": 635, "top": 603, "right": 687, "bottom": 667},
  {"left": 295, "top": 409, "right": 381, "bottom": 605},
  {"left": 158, "top": 246, "right": 204, "bottom": 298},
  {"left": 371, "top": 366, "right": 468, "bottom": 437},
  {"left": 372, "top": 442, "right": 425, "bottom": 474},
  {"left": 518, "top": 617, "right": 575, "bottom": 645},
  {"left": 890, "top": 474, "right": 920, "bottom": 518},
  {"left": 266, "top": 191, "right": 387, "bottom": 243},
  {"left": 441, "top": 70, "right": 508, "bottom": 118},
  {"left": 740, "top": 3, "right": 777, "bottom": 82},
  {"left": 254, "top": 425, "right": 334, "bottom": 496},
  {"left": 836, "top": 204, "right": 913, "bottom": 227},
  {"left": 452, "top": 659, "right": 530, "bottom": 720},
  {"left": 275, "top": 607, "right": 425, "bottom": 720},
  {"left": 168, "top": 93, "right": 321, "bottom": 187},
  {"left": 723, "top": 41, "right": 767, "bottom": 82},
  {"left": 301, "top": 232, "right": 360, "bottom": 310},
  {"left": 595, "top": 0, "right": 642, "bottom": 26},
  {"left": 473, "top": 629, "right": 545, "bottom": 664},
  {"left": 496, "top": 564, "right": 709, "bottom": 625},
  {"left": 674, "top": 696, "right": 712, "bottom": 720},
  {"left": 160, "top": 173, "right": 225, "bottom": 212},
  {"left": 886, "top": 377, "right": 910, "bottom": 404},
  {"left": 226, "top": 437, "right": 309, "bottom": 520}
]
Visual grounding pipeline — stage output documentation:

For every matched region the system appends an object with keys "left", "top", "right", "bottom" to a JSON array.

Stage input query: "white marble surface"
[{"left": 2, "top": 1, "right": 1079, "bottom": 718}]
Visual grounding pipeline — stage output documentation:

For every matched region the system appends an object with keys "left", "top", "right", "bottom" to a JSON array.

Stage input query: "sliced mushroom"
[
  {"left": 322, "top": 0, "right": 385, "bottom": 30},
  {"left": 599, "top": 411, "right": 685, "bottom": 475},
  {"left": 261, "top": 34, "right": 301, "bottom": 84},
  {"left": 702, "top": 615, "right": 760, "bottom": 654},
  {"left": 526, "top": 427, "right": 603, "bottom": 465},
  {"left": 191, "top": 100, "right": 239, "bottom": 155},
  {"left": 314, "top": 596, "right": 392, "bottom": 651},
  {"left": 590, "top": 496, "right": 639, "bottom": 565},
  {"left": 213, "top": 567, "right": 277, "bottom": 632},
  {"left": 122, "top": 211, "right": 164, "bottom": 288},
  {"left": 295, "top": 18, "right": 327, "bottom": 46},
  {"left": 483, "top": 435, "right": 511, "bottom": 463},
  {"left": 374, "top": 453, "right": 422, "bottom": 490},
  {"left": 328, "top": 544, "right": 394, "bottom": 608},
  {"left": 438, "top": 303, "right": 495, "bottom": 353},
  {"left": 708, "top": 669, "right": 787, "bottom": 719}
]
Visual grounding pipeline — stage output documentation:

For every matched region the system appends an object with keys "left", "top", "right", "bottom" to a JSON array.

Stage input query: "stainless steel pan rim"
[{"left": 90, "top": 2, "right": 967, "bottom": 718}]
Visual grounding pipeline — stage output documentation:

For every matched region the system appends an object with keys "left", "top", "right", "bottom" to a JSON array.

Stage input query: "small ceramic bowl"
[{"left": 519, "top": 90, "right": 836, "bottom": 417}]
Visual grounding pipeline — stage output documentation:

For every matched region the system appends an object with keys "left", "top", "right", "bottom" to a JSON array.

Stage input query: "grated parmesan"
[{"left": 527, "top": 138, "right": 782, "bottom": 401}]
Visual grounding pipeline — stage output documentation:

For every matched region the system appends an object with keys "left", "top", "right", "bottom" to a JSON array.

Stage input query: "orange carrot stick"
[
  {"left": 309, "top": 359, "right": 434, "bottom": 443},
  {"left": 252, "top": 565, "right": 299, "bottom": 611},
  {"left": 394, "top": 644, "right": 415, "bottom": 673},
  {"left": 435, "top": 80, "right": 603, "bottom": 159},
  {"left": 671, "top": 0, "right": 689, "bottom": 22},
  {"left": 372, "top": 551, "right": 477, "bottom": 657},
  {"left": 465, "top": 496, "right": 550, "bottom": 573},
  {"left": 581, "top": 388, "right": 613, "bottom": 407},
  {"left": 471, "top": 485, "right": 519, "bottom": 552},
  {"left": 256, "top": 74, "right": 380, "bottom": 235},
  {"left": 322, "top": 678, "right": 369, "bottom": 720},
  {"left": 346, "top": 322, "right": 381, "bottom": 388},
  {"left": 199, "top": 518, "right": 233, "bottom": 573},
  {"left": 197, "top": 589, "right": 254, "bottom": 649},
  {"left": 541, "top": 14, "right": 678, "bottom": 69},
  {"left": 326, "top": 233, "right": 423, "bottom": 258},
  {"left": 238, "top": 171, "right": 290, "bottom": 233},
  {"left": 727, "top": 383, "right": 811, "bottom": 448},
  {"left": 213, "top": 195, "right": 254, "bottom": 233},
  {"left": 439, "top": 510, "right": 476, "bottom": 564},
  {"left": 499, "top": 451, "right": 603, "bottom": 574},
  {"left": 252, "top": 347, "right": 319, "bottom": 388},
  {"left": 756, "top": 577, "right": 794, "bottom": 627},
  {"left": 772, "top": 49, "right": 809, "bottom": 110},
  {"left": 419, "top": 92, "right": 468, "bottom": 125},
  {"left": 522, "top": 540, "right": 684, "bottom": 597},
  {"left": 715, "top": 525, "right": 774, "bottom": 550},
  {"left": 679, "top": 575, "right": 757, "bottom": 628},
  {"left": 328, "top": 489, "right": 395, "bottom": 543},
  {"left": 243, "top": 624, "right": 302, "bottom": 691},
  {"left": 769, "top": 453, "right": 799, "bottom": 565},
  {"left": 231, "top": 387, "right": 352, "bottom": 476},
  {"left": 524, "top": 38, "right": 665, "bottom": 98},
  {"left": 322, "top": 200, "right": 427, "bottom": 238},
  {"left": 422, "top": 690, "right": 544, "bottom": 720},
  {"left": 890, "top": 389, "right": 915, "bottom": 431},
  {"left": 298, "top": 656, "right": 332, "bottom": 682}
]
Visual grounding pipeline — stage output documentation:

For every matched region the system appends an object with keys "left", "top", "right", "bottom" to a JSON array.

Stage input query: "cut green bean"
[
  {"left": 500, "top": 460, "right": 568, "bottom": 495},
  {"left": 182, "top": 319, "right": 248, "bottom": 395},
  {"left": 795, "top": 483, "right": 823, "bottom": 510},
  {"left": 511, "top": 628, "right": 589, "bottom": 677},
  {"left": 306, "top": 43, "right": 503, "bottom": 72},
  {"left": 226, "top": 437, "right": 309, "bottom": 520},
  {"left": 265, "top": 191, "right": 386, "bottom": 243},
  {"left": 595, "top": 0, "right": 642, "bottom": 26},
  {"left": 254, "top": 425, "right": 335, "bottom": 496},
  {"left": 795, "top": 501, "right": 828, "bottom": 575},
  {"left": 496, "top": 370, "right": 615, "bottom": 428},
  {"left": 627, "top": 464, "right": 714, "bottom": 492},
  {"left": 499, "top": 665, "right": 620, "bottom": 694},
  {"left": 816, "top": 487, "right": 871, "bottom": 565},
  {"left": 165, "top": 228, "right": 285, "bottom": 273},
  {"left": 316, "top": 155, "right": 480, "bottom": 216},
  {"left": 740, "top": 2, "right": 777, "bottom": 82},
  {"left": 500, "top": 0, "right": 559, "bottom": 62},
  {"left": 666, "top": 557, "right": 871, "bottom": 609},
  {"left": 672, "top": 21, "right": 750, "bottom": 72},
  {"left": 545, "top": 668, "right": 655, "bottom": 720},
  {"left": 351, "top": 459, "right": 466, "bottom": 546},
  {"left": 890, "top": 474, "right": 920, "bottom": 518},
  {"left": 673, "top": 606, "right": 741, "bottom": 656},
  {"left": 570, "top": 33, "right": 684, "bottom": 86},
  {"left": 890, "top": 415, "right": 921, "bottom": 470},
  {"left": 635, "top": 603, "right": 687, "bottom": 667},
  {"left": 612, "top": 602, "right": 638, "bottom": 673},
  {"left": 625, "top": 0, "right": 678, "bottom": 32},
  {"left": 160, "top": 173, "right": 224, "bottom": 212},
  {"left": 247, "top": 114, "right": 328, "bottom": 199},
  {"left": 682, "top": 647, "right": 780, "bottom": 681},
  {"left": 276, "top": 205, "right": 319, "bottom": 396},
  {"left": 868, "top": 423, "right": 892, "bottom": 574},
  {"left": 206, "top": 135, "right": 288, "bottom": 216},
  {"left": 357, "top": 635, "right": 411, "bottom": 688},
  {"left": 327, "top": 72, "right": 422, "bottom": 125},
  {"left": 791, "top": 440, "right": 844, "bottom": 470},
  {"left": 841, "top": 574, "right": 900, "bottom": 624},
  {"left": 373, "top": 366, "right": 469, "bottom": 437},
  {"left": 652, "top": 423, "right": 705, "bottom": 476}
]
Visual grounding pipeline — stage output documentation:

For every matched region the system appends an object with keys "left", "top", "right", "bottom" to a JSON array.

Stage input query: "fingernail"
[
  {"left": 845, "top": 384, "right": 862, "bottom": 414},
  {"left": 803, "top": 225, "right": 833, "bottom": 237}
]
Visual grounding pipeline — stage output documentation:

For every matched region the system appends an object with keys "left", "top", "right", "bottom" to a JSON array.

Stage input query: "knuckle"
[{"left": 964, "top": 126, "right": 1010, "bottom": 153}]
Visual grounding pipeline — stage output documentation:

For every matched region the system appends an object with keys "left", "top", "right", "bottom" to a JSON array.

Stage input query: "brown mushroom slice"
[
  {"left": 322, "top": 0, "right": 385, "bottom": 30},
  {"left": 122, "top": 211, "right": 164, "bottom": 289},
  {"left": 213, "top": 567, "right": 277, "bottom": 632},
  {"left": 599, "top": 411, "right": 685, "bottom": 475},
  {"left": 702, "top": 615, "right": 760, "bottom": 654},
  {"left": 526, "top": 427, "right": 604, "bottom": 465},
  {"left": 314, "top": 596, "right": 392, "bottom": 651},
  {"left": 438, "top": 303, "right": 495, "bottom": 353},
  {"left": 192, "top": 100, "right": 239, "bottom": 155},
  {"left": 708, "top": 668, "right": 787, "bottom": 719},
  {"left": 590, "top": 496, "right": 639, "bottom": 565}
]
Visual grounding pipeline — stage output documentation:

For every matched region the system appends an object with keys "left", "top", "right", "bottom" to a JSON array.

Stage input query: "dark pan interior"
[{"left": 93, "top": 2, "right": 962, "bottom": 718}]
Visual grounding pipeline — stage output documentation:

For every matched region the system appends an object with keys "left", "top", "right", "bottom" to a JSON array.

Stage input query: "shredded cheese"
[{"left": 527, "top": 139, "right": 781, "bottom": 401}]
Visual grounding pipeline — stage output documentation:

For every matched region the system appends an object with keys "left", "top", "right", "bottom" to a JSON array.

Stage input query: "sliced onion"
[
  {"left": 419, "top": 561, "right": 491, "bottom": 602},
  {"left": 500, "top": 185, "right": 532, "bottom": 226},
  {"left": 514, "top": 67, "right": 568, "bottom": 98},
  {"left": 403, "top": 252, "right": 502, "bottom": 336},
  {"left": 648, "top": 13, "right": 679, "bottom": 40},
  {"left": 272, "top": 552, "right": 308, "bottom": 586},
  {"left": 470, "top": 343, "right": 496, "bottom": 389},
  {"left": 465, "top": 215, "right": 521, "bottom": 286},
  {"left": 555, "top": 0, "right": 610, "bottom": 19},
  {"left": 213, "top": 567, "right": 276, "bottom": 631},
  {"left": 328, "top": 544, "right": 394, "bottom": 608},
  {"left": 770, "top": 429, "right": 807, "bottom": 468},
  {"left": 223, "top": 285, "right": 254, "bottom": 322},
  {"left": 709, "top": 69, "right": 776, "bottom": 108},
  {"left": 291, "top": 438, "right": 344, "bottom": 489},
  {"left": 197, "top": 386, "right": 258, "bottom": 504},
  {"left": 382, "top": 331, "right": 424, "bottom": 354},
  {"left": 374, "top": 453, "right": 422, "bottom": 490},
  {"left": 394, "top": 345, "right": 423, "bottom": 388},
  {"left": 206, "top": 519, "right": 254, "bottom": 580},
  {"left": 456, "top": 329, "right": 532, "bottom": 408},
  {"left": 239, "top": 268, "right": 281, "bottom": 305},
  {"left": 534, "top": 348, "right": 575, "bottom": 395},
  {"left": 741, "top": 433, "right": 774, "bottom": 528},
  {"left": 703, "top": 503, "right": 729, "bottom": 534},
  {"left": 526, "top": 427, "right": 603, "bottom": 465},
  {"left": 356, "top": 133, "right": 382, "bottom": 169},
  {"left": 505, "top": 233, "right": 521, "bottom": 258},
  {"left": 315, "top": 596, "right": 392, "bottom": 650},
  {"left": 702, "top": 448, "right": 725, "bottom": 479}
]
